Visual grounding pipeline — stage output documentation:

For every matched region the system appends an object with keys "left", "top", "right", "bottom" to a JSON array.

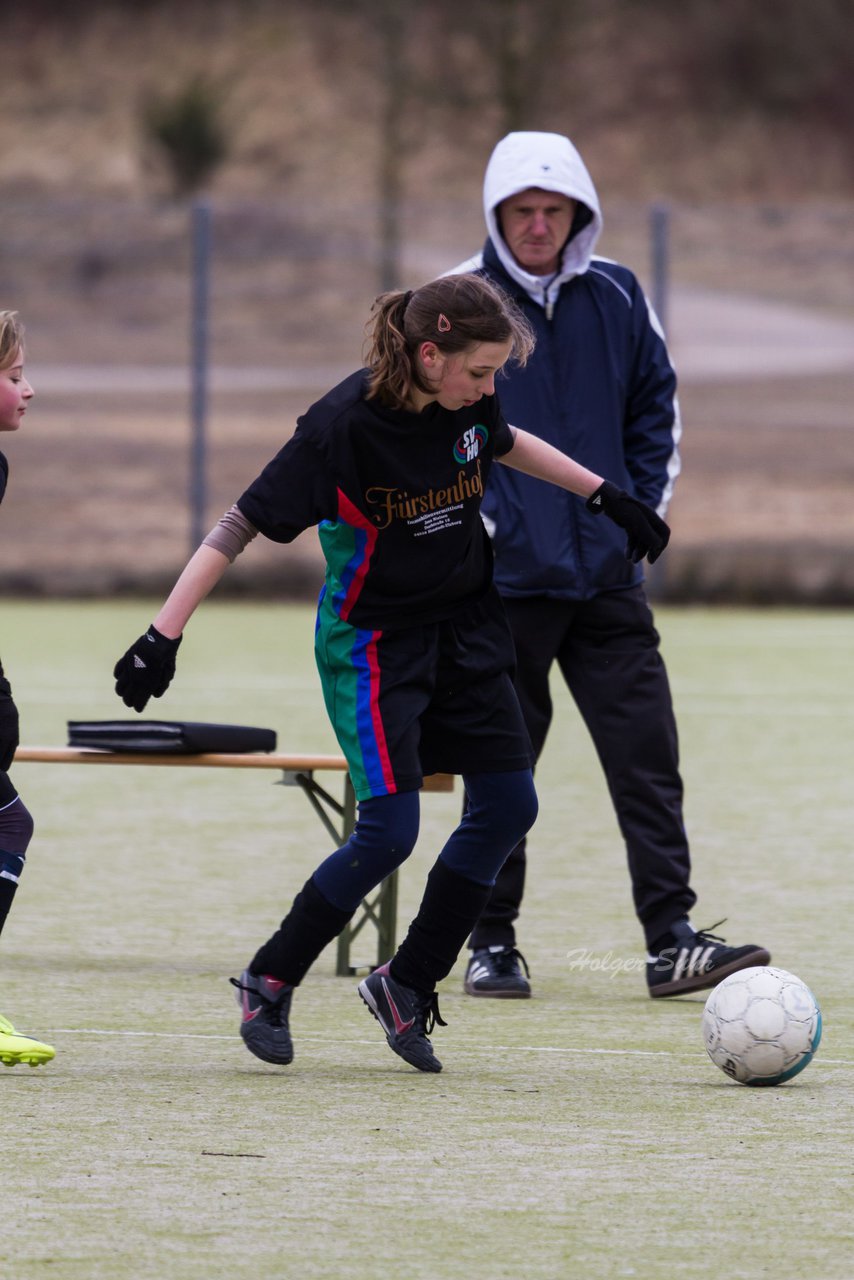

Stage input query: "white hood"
[{"left": 483, "top": 131, "right": 603, "bottom": 300}]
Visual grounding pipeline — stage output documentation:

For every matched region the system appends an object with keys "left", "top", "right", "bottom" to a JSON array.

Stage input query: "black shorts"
[{"left": 314, "top": 586, "right": 534, "bottom": 800}]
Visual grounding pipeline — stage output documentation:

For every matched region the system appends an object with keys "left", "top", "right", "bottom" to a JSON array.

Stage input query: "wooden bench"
[{"left": 13, "top": 746, "right": 454, "bottom": 976}]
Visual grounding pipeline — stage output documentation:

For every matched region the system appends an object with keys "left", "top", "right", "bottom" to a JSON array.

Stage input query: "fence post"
[
  {"left": 649, "top": 201, "right": 670, "bottom": 334},
  {"left": 189, "top": 198, "right": 212, "bottom": 554}
]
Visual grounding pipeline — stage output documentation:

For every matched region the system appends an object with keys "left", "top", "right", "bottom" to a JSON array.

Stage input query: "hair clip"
[
  {"left": 402, "top": 290, "right": 413, "bottom": 309},
  {"left": 437, "top": 313, "right": 451, "bottom": 333}
]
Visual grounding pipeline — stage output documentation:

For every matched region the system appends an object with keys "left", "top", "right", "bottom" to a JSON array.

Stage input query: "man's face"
[{"left": 497, "top": 188, "right": 577, "bottom": 276}]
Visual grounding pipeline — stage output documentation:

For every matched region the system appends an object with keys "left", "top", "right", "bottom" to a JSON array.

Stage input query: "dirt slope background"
[{"left": 2, "top": 0, "right": 854, "bottom": 602}]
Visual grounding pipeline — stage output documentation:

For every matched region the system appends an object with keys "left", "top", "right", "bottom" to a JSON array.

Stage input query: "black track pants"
[{"left": 469, "top": 587, "right": 696, "bottom": 952}]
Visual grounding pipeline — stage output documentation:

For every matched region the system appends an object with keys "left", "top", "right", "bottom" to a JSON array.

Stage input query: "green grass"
[{"left": 3, "top": 600, "right": 853, "bottom": 1279}]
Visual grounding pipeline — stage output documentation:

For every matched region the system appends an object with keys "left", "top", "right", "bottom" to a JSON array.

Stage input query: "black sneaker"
[
  {"left": 463, "top": 946, "right": 531, "bottom": 998},
  {"left": 358, "top": 962, "right": 447, "bottom": 1073},
  {"left": 230, "top": 969, "right": 294, "bottom": 1064},
  {"left": 647, "top": 921, "right": 771, "bottom": 998}
]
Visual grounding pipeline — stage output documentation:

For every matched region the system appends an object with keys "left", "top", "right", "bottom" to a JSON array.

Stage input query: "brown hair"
[
  {"left": 0, "top": 311, "right": 24, "bottom": 372},
  {"left": 364, "top": 272, "right": 535, "bottom": 409}
]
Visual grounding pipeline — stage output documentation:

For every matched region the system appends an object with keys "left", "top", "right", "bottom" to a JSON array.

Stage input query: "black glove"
[
  {"left": 0, "top": 674, "right": 20, "bottom": 773},
  {"left": 586, "top": 480, "right": 671, "bottom": 565},
  {"left": 113, "top": 625, "right": 182, "bottom": 713}
]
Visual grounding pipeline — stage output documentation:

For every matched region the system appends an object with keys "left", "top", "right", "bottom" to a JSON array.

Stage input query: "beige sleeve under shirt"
[{"left": 202, "top": 504, "right": 259, "bottom": 562}]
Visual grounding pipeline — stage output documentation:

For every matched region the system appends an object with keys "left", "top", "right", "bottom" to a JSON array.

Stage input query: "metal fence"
[{"left": 2, "top": 195, "right": 854, "bottom": 600}]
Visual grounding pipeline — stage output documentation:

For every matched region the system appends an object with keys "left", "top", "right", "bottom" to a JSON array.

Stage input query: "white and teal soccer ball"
[{"left": 702, "top": 965, "right": 822, "bottom": 1086}]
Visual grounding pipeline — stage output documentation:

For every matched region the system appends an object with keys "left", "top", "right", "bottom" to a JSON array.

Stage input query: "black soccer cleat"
[
  {"left": 463, "top": 946, "right": 532, "bottom": 998},
  {"left": 647, "top": 920, "right": 771, "bottom": 998},
  {"left": 230, "top": 969, "right": 294, "bottom": 1064},
  {"left": 358, "top": 963, "right": 447, "bottom": 1073}
]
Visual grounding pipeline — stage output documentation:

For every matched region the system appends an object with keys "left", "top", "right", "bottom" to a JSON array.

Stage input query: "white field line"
[
  {"left": 31, "top": 1026, "right": 852, "bottom": 1066},
  {"left": 36, "top": 1024, "right": 696, "bottom": 1054}
]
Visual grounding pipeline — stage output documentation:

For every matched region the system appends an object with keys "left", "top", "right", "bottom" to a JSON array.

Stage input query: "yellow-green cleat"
[{"left": 0, "top": 1013, "right": 55, "bottom": 1067}]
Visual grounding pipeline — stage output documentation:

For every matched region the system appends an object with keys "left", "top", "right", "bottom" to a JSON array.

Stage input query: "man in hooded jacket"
[{"left": 452, "top": 131, "right": 769, "bottom": 999}]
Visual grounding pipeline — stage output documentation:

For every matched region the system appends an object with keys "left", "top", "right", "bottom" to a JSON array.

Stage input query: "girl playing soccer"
[
  {"left": 113, "top": 273, "right": 668, "bottom": 1073},
  {"left": 0, "top": 311, "right": 55, "bottom": 1067}
]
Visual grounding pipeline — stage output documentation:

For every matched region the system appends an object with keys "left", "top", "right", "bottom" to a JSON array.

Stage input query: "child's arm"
[
  {"left": 153, "top": 544, "right": 231, "bottom": 639},
  {"left": 499, "top": 425, "right": 604, "bottom": 498},
  {"left": 500, "top": 426, "right": 671, "bottom": 565}
]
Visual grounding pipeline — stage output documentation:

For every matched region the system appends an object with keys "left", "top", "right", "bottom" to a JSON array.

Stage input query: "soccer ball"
[{"left": 701, "top": 965, "right": 822, "bottom": 1086}]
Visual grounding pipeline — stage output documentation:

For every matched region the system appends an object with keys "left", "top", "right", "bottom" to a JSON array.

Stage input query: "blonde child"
[{"left": 0, "top": 311, "right": 55, "bottom": 1067}]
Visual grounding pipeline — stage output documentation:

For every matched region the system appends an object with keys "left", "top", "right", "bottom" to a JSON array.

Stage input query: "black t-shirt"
[{"left": 237, "top": 370, "right": 515, "bottom": 629}]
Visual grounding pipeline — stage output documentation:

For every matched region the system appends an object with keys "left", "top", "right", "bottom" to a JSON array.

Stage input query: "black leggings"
[
  {"left": 471, "top": 587, "right": 695, "bottom": 950},
  {"left": 313, "top": 768, "right": 538, "bottom": 912},
  {"left": 0, "top": 779, "right": 34, "bottom": 938}
]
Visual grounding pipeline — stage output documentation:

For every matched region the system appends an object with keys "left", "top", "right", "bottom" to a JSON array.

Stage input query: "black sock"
[
  {"left": 250, "top": 876, "right": 353, "bottom": 986},
  {"left": 0, "top": 876, "right": 17, "bottom": 938},
  {"left": 649, "top": 918, "right": 692, "bottom": 955},
  {"left": 390, "top": 858, "right": 492, "bottom": 996}
]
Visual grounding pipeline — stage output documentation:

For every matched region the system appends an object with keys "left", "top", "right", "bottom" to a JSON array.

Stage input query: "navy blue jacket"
[{"left": 477, "top": 240, "right": 680, "bottom": 600}]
